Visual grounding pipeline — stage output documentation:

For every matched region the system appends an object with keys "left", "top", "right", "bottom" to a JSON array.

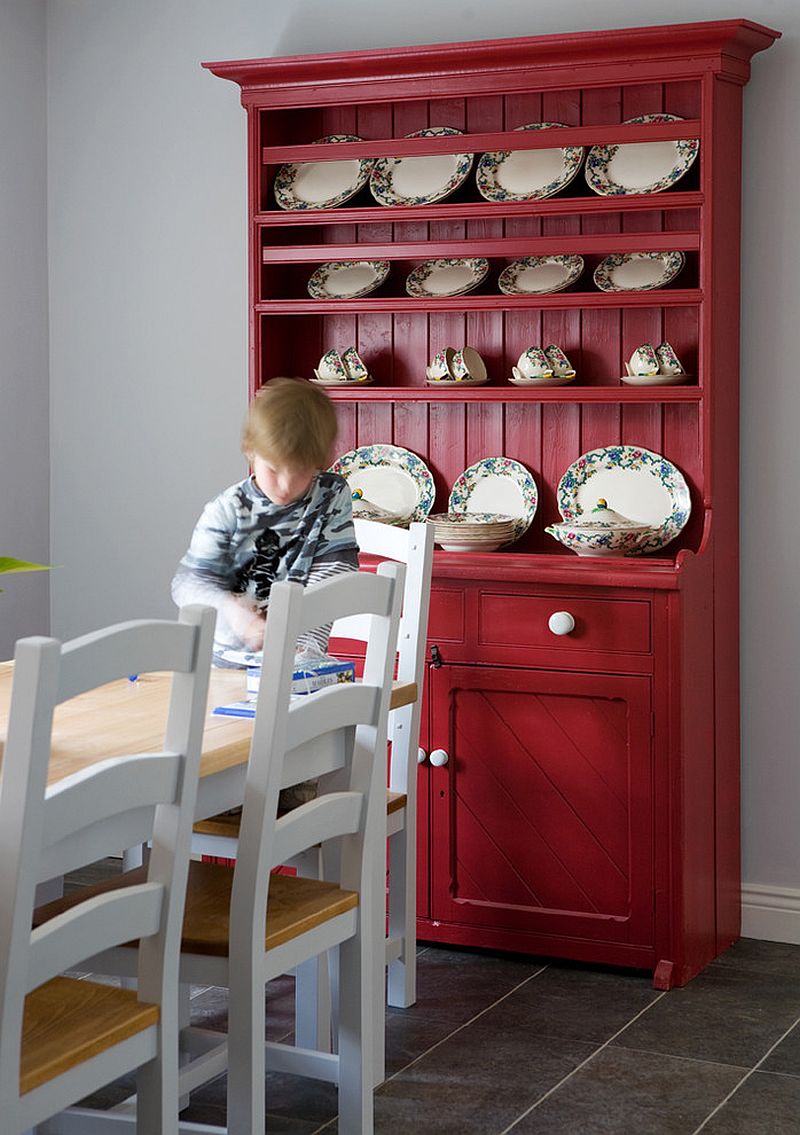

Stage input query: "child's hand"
[{"left": 226, "top": 594, "right": 266, "bottom": 651}]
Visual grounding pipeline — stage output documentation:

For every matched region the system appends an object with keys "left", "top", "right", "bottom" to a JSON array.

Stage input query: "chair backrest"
[
  {"left": 0, "top": 606, "right": 215, "bottom": 1113},
  {"left": 333, "top": 519, "right": 434, "bottom": 796},
  {"left": 228, "top": 564, "right": 404, "bottom": 951}
]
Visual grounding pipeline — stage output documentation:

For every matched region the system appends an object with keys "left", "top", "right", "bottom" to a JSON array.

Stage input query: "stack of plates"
[{"left": 427, "top": 512, "right": 516, "bottom": 552}]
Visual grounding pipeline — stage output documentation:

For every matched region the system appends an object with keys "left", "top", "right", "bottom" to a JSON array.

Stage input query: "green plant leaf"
[{"left": 0, "top": 557, "right": 51, "bottom": 574}]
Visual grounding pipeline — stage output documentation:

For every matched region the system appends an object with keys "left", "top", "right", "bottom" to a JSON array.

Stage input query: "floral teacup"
[
  {"left": 451, "top": 346, "right": 487, "bottom": 382},
  {"left": 655, "top": 341, "right": 685, "bottom": 375},
  {"left": 628, "top": 344, "right": 659, "bottom": 376},
  {"left": 428, "top": 347, "right": 456, "bottom": 380},
  {"left": 544, "top": 344, "right": 575, "bottom": 377},
  {"left": 316, "top": 348, "right": 349, "bottom": 381},
  {"left": 342, "top": 346, "right": 369, "bottom": 381},
  {"left": 517, "top": 346, "right": 553, "bottom": 379}
]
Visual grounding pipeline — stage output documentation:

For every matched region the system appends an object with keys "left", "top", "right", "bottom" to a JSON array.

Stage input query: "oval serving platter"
[
  {"left": 449, "top": 456, "right": 538, "bottom": 541},
  {"left": 556, "top": 444, "right": 691, "bottom": 552},
  {"left": 307, "top": 259, "right": 390, "bottom": 300},
  {"left": 499, "top": 254, "right": 584, "bottom": 296},
  {"left": 406, "top": 257, "right": 489, "bottom": 298},
  {"left": 370, "top": 126, "right": 474, "bottom": 207},
  {"left": 476, "top": 122, "right": 585, "bottom": 202},
  {"left": 585, "top": 114, "right": 700, "bottom": 197},
  {"left": 273, "top": 134, "right": 374, "bottom": 211},
  {"left": 330, "top": 444, "right": 435, "bottom": 523},
  {"left": 593, "top": 250, "right": 684, "bottom": 293}
]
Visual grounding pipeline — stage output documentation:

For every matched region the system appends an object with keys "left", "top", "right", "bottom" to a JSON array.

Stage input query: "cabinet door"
[{"left": 429, "top": 665, "right": 653, "bottom": 948}]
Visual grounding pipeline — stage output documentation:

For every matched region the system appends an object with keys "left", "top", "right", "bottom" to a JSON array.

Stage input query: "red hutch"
[{"left": 203, "top": 19, "right": 779, "bottom": 988}]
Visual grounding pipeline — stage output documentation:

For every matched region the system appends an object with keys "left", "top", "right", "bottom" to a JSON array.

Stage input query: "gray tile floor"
[
  {"left": 68, "top": 865, "right": 800, "bottom": 1133},
  {"left": 174, "top": 939, "right": 800, "bottom": 1134}
]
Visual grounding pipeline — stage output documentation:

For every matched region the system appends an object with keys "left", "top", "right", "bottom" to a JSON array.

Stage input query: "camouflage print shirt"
[{"left": 171, "top": 471, "right": 359, "bottom": 664}]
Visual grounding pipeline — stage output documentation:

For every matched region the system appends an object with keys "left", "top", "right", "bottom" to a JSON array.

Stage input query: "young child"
[{"left": 172, "top": 377, "right": 358, "bottom": 667}]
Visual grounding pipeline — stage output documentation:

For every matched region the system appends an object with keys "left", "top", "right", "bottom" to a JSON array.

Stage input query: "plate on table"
[
  {"left": 370, "top": 127, "right": 474, "bottom": 206},
  {"left": 593, "top": 251, "right": 684, "bottom": 293},
  {"left": 307, "top": 260, "right": 390, "bottom": 300},
  {"left": 330, "top": 444, "right": 435, "bottom": 523},
  {"left": 476, "top": 122, "right": 585, "bottom": 202},
  {"left": 406, "top": 257, "right": 489, "bottom": 298},
  {"left": 273, "top": 134, "right": 374, "bottom": 210},
  {"left": 585, "top": 114, "right": 700, "bottom": 196},
  {"left": 448, "top": 457, "right": 538, "bottom": 541},
  {"left": 499, "top": 254, "right": 584, "bottom": 296},
  {"left": 556, "top": 444, "right": 691, "bottom": 551}
]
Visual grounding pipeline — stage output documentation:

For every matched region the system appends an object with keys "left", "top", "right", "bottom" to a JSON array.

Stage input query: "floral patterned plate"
[
  {"left": 307, "top": 260, "right": 390, "bottom": 300},
  {"left": 499, "top": 255, "right": 584, "bottom": 296},
  {"left": 556, "top": 445, "right": 691, "bottom": 552},
  {"left": 406, "top": 257, "right": 489, "bottom": 298},
  {"left": 593, "top": 251, "right": 684, "bottom": 293},
  {"left": 330, "top": 444, "right": 435, "bottom": 523},
  {"left": 585, "top": 114, "right": 700, "bottom": 197},
  {"left": 476, "top": 122, "right": 584, "bottom": 202},
  {"left": 449, "top": 457, "right": 538, "bottom": 541},
  {"left": 273, "top": 134, "right": 374, "bottom": 210},
  {"left": 370, "top": 127, "right": 474, "bottom": 207}
]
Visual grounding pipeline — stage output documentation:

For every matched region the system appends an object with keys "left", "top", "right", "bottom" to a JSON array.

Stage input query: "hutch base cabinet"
[{"left": 204, "top": 19, "right": 779, "bottom": 988}]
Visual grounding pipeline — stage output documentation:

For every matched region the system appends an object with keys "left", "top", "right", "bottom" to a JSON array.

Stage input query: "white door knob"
[
  {"left": 548, "top": 610, "right": 576, "bottom": 636},
  {"left": 417, "top": 747, "right": 427, "bottom": 765},
  {"left": 429, "top": 748, "right": 449, "bottom": 767}
]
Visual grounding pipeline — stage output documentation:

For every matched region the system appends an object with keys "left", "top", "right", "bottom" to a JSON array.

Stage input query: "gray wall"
[
  {"left": 2, "top": 0, "right": 797, "bottom": 915},
  {"left": 0, "top": 0, "right": 49, "bottom": 657}
]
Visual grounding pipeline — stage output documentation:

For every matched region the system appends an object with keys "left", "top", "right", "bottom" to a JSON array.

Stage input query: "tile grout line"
[
  {"left": 308, "top": 963, "right": 551, "bottom": 1135},
  {"left": 690, "top": 1014, "right": 800, "bottom": 1134},
  {"left": 497, "top": 989, "right": 669, "bottom": 1135}
]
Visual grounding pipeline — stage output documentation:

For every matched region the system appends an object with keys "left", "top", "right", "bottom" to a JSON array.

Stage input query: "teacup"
[
  {"left": 628, "top": 343, "right": 659, "bottom": 376},
  {"left": 544, "top": 344, "right": 575, "bottom": 377},
  {"left": 342, "top": 346, "right": 368, "bottom": 381},
  {"left": 517, "top": 346, "right": 553, "bottom": 379},
  {"left": 451, "top": 346, "right": 487, "bottom": 382},
  {"left": 429, "top": 347, "right": 456, "bottom": 380},
  {"left": 317, "top": 348, "right": 349, "bottom": 381},
  {"left": 655, "top": 341, "right": 685, "bottom": 375}
]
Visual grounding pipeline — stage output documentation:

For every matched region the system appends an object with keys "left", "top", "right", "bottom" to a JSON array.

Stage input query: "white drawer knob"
[
  {"left": 417, "top": 747, "right": 427, "bottom": 765},
  {"left": 429, "top": 748, "right": 449, "bottom": 767},
  {"left": 548, "top": 611, "right": 576, "bottom": 636}
]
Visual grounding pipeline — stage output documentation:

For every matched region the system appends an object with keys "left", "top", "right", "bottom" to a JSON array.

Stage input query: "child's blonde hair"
[{"left": 241, "top": 377, "right": 338, "bottom": 469}]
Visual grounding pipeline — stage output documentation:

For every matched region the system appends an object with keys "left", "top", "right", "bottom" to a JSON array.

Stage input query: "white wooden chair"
[
  {"left": 63, "top": 565, "right": 403, "bottom": 1134},
  {"left": 0, "top": 606, "right": 215, "bottom": 1135},
  {"left": 190, "top": 521, "right": 434, "bottom": 1085}
]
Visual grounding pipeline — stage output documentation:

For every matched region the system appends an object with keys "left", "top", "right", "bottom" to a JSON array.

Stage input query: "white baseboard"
[{"left": 741, "top": 883, "right": 800, "bottom": 944}]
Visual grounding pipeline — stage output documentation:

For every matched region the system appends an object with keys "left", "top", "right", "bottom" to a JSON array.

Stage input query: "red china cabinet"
[{"left": 204, "top": 19, "right": 779, "bottom": 988}]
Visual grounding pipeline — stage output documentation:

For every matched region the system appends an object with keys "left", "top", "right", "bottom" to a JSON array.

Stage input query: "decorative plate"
[
  {"left": 406, "top": 257, "right": 489, "bottom": 298},
  {"left": 330, "top": 444, "right": 435, "bottom": 523},
  {"left": 556, "top": 445, "right": 691, "bottom": 552},
  {"left": 370, "top": 127, "right": 474, "bottom": 207},
  {"left": 476, "top": 122, "right": 585, "bottom": 202},
  {"left": 593, "top": 251, "right": 684, "bottom": 293},
  {"left": 449, "top": 457, "right": 539, "bottom": 541},
  {"left": 618, "top": 372, "right": 689, "bottom": 387},
  {"left": 585, "top": 114, "right": 700, "bottom": 197},
  {"left": 498, "top": 255, "right": 584, "bottom": 296},
  {"left": 307, "top": 260, "right": 390, "bottom": 300},
  {"left": 509, "top": 370, "right": 576, "bottom": 387},
  {"left": 426, "top": 374, "right": 489, "bottom": 387},
  {"left": 273, "top": 134, "right": 373, "bottom": 211}
]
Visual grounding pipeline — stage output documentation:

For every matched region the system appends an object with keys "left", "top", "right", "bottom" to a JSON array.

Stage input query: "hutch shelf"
[{"left": 204, "top": 18, "right": 779, "bottom": 988}]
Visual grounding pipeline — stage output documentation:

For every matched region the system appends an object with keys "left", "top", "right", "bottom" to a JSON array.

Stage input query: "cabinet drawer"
[{"left": 478, "top": 592, "right": 651, "bottom": 655}]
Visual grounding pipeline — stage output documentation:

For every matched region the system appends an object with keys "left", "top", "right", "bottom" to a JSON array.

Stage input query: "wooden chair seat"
[
  {"left": 386, "top": 790, "right": 406, "bottom": 816},
  {"left": 35, "top": 861, "right": 358, "bottom": 959},
  {"left": 21, "top": 977, "right": 158, "bottom": 1095}
]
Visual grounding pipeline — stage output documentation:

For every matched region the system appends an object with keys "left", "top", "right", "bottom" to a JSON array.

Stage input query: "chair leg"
[
  {"left": 226, "top": 964, "right": 266, "bottom": 1135},
  {"left": 295, "top": 955, "right": 332, "bottom": 1051},
  {"left": 337, "top": 934, "right": 373, "bottom": 1134},
  {"left": 387, "top": 822, "right": 416, "bottom": 1009}
]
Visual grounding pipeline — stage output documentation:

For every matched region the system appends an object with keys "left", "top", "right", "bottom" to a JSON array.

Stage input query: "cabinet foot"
[{"left": 653, "top": 959, "right": 676, "bottom": 990}]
